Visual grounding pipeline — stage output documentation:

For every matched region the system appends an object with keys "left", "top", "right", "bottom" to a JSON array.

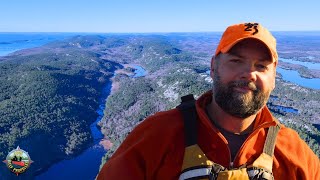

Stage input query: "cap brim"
[{"left": 220, "top": 37, "right": 276, "bottom": 62}]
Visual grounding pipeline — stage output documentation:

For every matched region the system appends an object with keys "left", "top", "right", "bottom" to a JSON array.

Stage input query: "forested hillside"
[{"left": 0, "top": 40, "right": 121, "bottom": 178}]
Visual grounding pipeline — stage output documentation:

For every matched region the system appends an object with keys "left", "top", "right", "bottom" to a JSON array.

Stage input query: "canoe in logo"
[{"left": 3, "top": 146, "right": 33, "bottom": 176}]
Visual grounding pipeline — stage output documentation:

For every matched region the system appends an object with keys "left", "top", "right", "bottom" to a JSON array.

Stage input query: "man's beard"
[{"left": 213, "top": 73, "right": 270, "bottom": 118}]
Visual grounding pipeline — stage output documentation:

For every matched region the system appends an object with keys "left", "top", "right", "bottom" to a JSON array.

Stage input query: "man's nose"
[{"left": 239, "top": 65, "right": 257, "bottom": 82}]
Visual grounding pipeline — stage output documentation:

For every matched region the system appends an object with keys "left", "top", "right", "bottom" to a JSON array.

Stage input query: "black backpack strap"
[
  {"left": 263, "top": 120, "right": 281, "bottom": 157},
  {"left": 176, "top": 94, "right": 198, "bottom": 147}
]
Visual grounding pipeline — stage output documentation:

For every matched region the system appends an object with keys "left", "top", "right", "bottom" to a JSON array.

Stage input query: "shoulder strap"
[
  {"left": 176, "top": 94, "right": 198, "bottom": 147},
  {"left": 263, "top": 121, "right": 281, "bottom": 156},
  {"left": 249, "top": 121, "right": 281, "bottom": 177}
]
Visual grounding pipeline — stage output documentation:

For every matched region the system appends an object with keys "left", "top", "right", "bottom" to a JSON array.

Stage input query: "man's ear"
[
  {"left": 272, "top": 61, "right": 278, "bottom": 90},
  {"left": 273, "top": 61, "right": 278, "bottom": 69}
]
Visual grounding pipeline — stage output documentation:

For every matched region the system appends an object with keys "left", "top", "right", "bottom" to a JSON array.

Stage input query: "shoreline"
[
  {"left": 278, "top": 61, "right": 320, "bottom": 79},
  {"left": 110, "top": 63, "right": 145, "bottom": 95},
  {"left": 35, "top": 78, "right": 112, "bottom": 179}
]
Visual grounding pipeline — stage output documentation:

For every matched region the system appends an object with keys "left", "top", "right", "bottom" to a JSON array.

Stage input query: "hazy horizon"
[
  {"left": 1, "top": 0, "right": 320, "bottom": 33},
  {"left": 1, "top": 31, "right": 320, "bottom": 34}
]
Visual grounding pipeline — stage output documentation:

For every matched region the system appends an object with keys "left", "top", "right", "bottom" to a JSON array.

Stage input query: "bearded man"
[{"left": 98, "top": 23, "right": 320, "bottom": 180}]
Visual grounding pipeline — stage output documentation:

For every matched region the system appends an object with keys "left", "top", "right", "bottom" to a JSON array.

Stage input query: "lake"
[
  {"left": 279, "top": 57, "right": 320, "bottom": 70},
  {"left": 277, "top": 67, "right": 320, "bottom": 90}
]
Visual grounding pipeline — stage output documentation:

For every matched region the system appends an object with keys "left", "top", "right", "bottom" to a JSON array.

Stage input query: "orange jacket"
[{"left": 98, "top": 91, "right": 320, "bottom": 180}]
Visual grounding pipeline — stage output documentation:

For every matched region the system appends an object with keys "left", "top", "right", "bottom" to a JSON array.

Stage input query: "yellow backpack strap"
[{"left": 179, "top": 144, "right": 217, "bottom": 180}]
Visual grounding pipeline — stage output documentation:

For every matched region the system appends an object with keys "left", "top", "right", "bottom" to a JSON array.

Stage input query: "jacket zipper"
[
  {"left": 231, "top": 121, "right": 276, "bottom": 168},
  {"left": 200, "top": 103, "right": 276, "bottom": 169},
  {"left": 214, "top": 130, "right": 233, "bottom": 168}
]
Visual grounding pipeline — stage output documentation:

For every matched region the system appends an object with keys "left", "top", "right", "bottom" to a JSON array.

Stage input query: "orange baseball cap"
[{"left": 215, "top": 23, "right": 278, "bottom": 62}]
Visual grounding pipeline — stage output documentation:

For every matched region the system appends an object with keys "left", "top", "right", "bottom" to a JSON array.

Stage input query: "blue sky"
[{"left": 1, "top": 0, "right": 320, "bottom": 32}]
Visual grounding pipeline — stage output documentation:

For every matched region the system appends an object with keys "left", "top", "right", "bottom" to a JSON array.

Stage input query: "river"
[
  {"left": 35, "top": 65, "right": 146, "bottom": 180},
  {"left": 35, "top": 82, "right": 111, "bottom": 180}
]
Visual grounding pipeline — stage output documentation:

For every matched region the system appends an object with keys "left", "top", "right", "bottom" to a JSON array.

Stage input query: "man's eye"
[
  {"left": 257, "top": 64, "right": 267, "bottom": 70},
  {"left": 230, "top": 59, "right": 240, "bottom": 63}
]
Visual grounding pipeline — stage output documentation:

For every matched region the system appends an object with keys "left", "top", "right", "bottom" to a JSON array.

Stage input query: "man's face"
[{"left": 211, "top": 39, "right": 277, "bottom": 118}]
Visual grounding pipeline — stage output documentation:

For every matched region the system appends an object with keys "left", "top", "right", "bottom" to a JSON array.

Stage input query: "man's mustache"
[{"left": 229, "top": 81, "right": 258, "bottom": 91}]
